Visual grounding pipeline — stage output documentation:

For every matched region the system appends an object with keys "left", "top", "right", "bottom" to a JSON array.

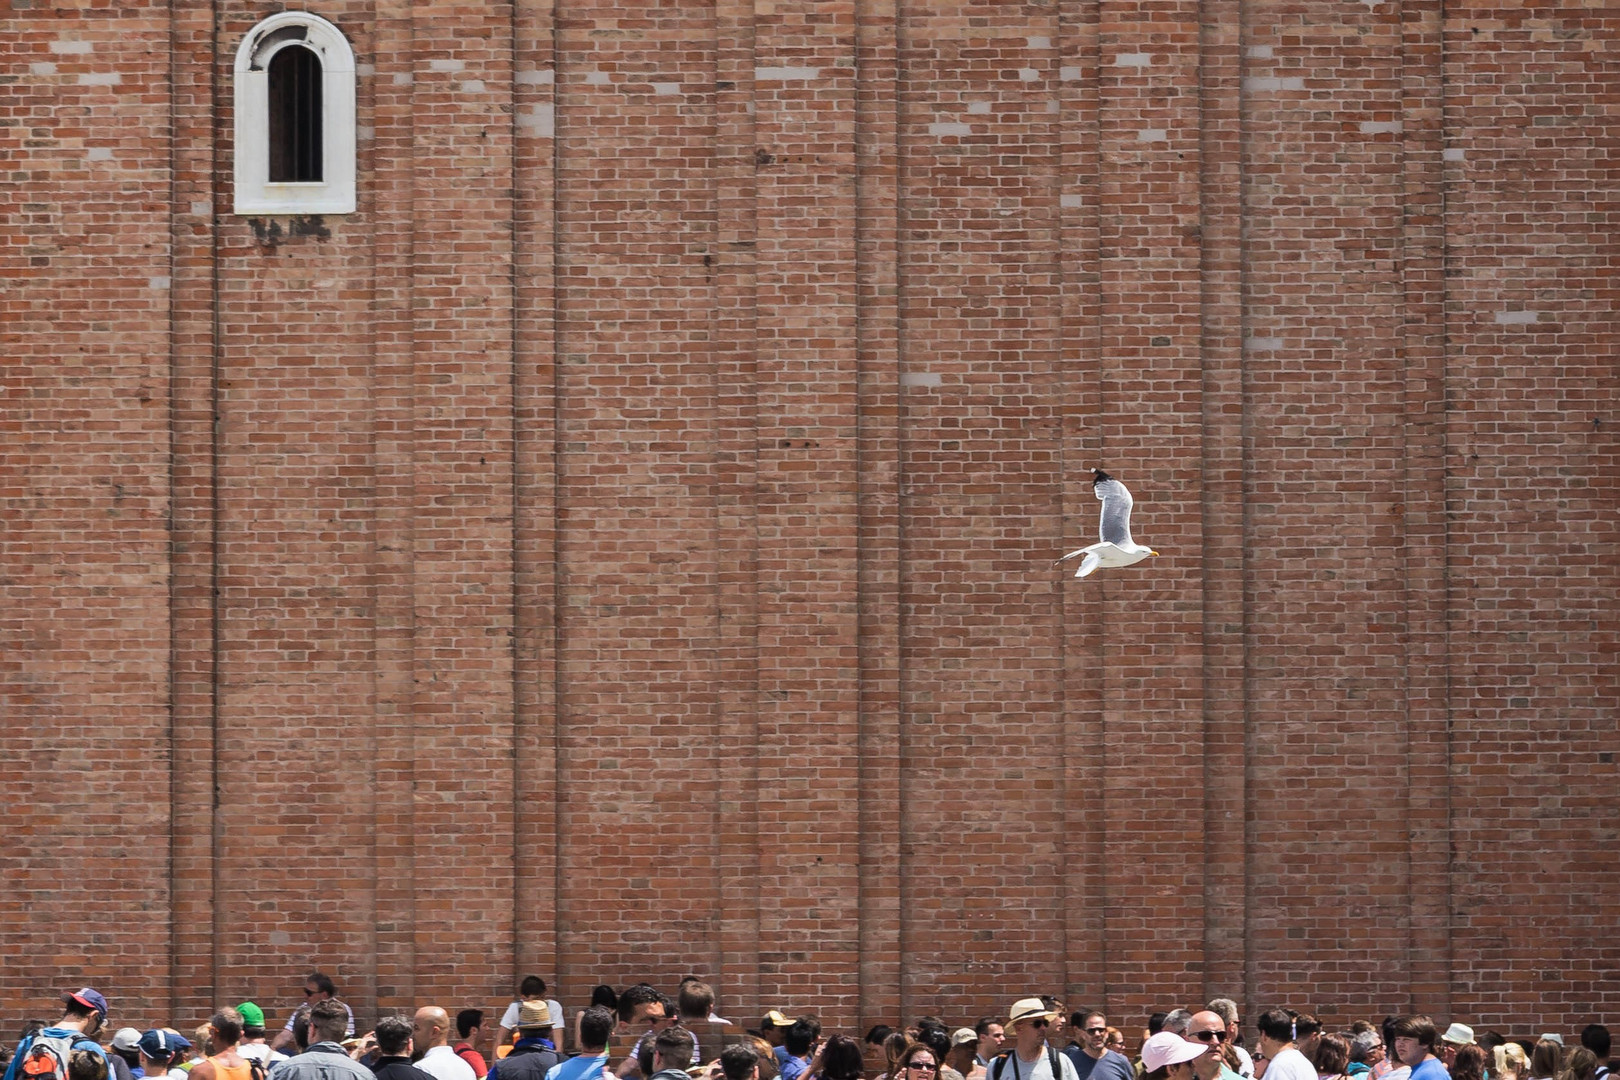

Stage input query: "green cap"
[{"left": 237, "top": 1002, "right": 266, "bottom": 1029}]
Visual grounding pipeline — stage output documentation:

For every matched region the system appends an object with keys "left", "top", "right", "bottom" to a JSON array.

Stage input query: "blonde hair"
[{"left": 1495, "top": 1044, "right": 1529, "bottom": 1080}]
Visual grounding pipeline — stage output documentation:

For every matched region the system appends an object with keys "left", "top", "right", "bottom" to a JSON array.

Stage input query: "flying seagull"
[{"left": 1056, "top": 469, "right": 1159, "bottom": 578}]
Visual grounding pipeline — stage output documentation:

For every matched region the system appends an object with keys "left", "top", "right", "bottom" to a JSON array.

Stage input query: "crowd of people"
[{"left": 2, "top": 978, "right": 1612, "bottom": 1080}]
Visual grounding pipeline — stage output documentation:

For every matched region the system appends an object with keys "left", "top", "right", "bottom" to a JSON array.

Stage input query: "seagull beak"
[{"left": 1150, "top": 550, "right": 1159, "bottom": 556}]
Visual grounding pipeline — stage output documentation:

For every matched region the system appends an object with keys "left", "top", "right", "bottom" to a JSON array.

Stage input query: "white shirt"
[
  {"left": 1232, "top": 1048, "right": 1254, "bottom": 1078},
  {"left": 996, "top": 1049, "right": 1080, "bottom": 1080},
  {"left": 1263, "top": 1048, "right": 1318, "bottom": 1080},
  {"left": 240, "top": 1045, "right": 289, "bottom": 1066},
  {"left": 417, "top": 1045, "right": 479, "bottom": 1080}
]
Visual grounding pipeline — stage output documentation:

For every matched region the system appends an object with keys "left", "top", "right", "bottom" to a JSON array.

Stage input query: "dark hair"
[
  {"left": 1452, "top": 1046, "right": 1486, "bottom": 1080},
  {"left": 309, "top": 1000, "right": 349, "bottom": 1045},
  {"left": 866, "top": 1027, "right": 896, "bottom": 1048},
  {"left": 1478, "top": 1033, "right": 1509, "bottom": 1055},
  {"left": 820, "top": 1035, "right": 864, "bottom": 1080},
  {"left": 654, "top": 1027, "right": 697, "bottom": 1071},
  {"left": 1295, "top": 1016, "right": 1322, "bottom": 1039},
  {"left": 678, "top": 982, "right": 715, "bottom": 1021},
  {"left": 307, "top": 973, "right": 337, "bottom": 997},
  {"left": 520, "top": 977, "right": 546, "bottom": 998},
  {"left": 590, "top": 985, "right": 619, "bottom": 1011},
  {"left": 974, "top": 1020, "right": 1001, "bottom": 1038},
  {"left": 291, "top": 1004, "right": 313, "bottom": 1052},
  {"left": 1581, "top": 1027, "right": 1611, "bottom": 1060},
  {"left": 896, "top": 1043, "right": 941, "bottom": 1078},
  {"left": 722, "top": 1045, "right": 762, "bottom": 1080},
  {"left": 1148, "top": 1015, "right": 1169, "bottom": 1037},
  {"left": 1256, "top": 1011, "right": 1299, "bottom": 1044},
  {"left": 785, "top": 1019, "right": 821, "bottom": 1057},
  {"left": 618, "top": 985, "right": 664, "bottom": 1024},
  {"left": 1313, "top": 1034, "right": 1350, "bottom": 1076},
  {"left": 457, "top": 1010, "right": 484, "bottom": 1039},
  {"left": 579, "top": 1006, "right": 616, "bottom": 1052},
  {"left": 1390, "top": 1017, "right": 1438, "bottom": 1053},
  {"left": 60, "top": 1000, "right": 96, "bottom": 1023},
  {"left": 376, "top": 1016, "right": 413, "bottom": 1057},
  {"left": 211, "top": 1008, "right": 244, "bottom": 1048},
  {"left": 914, "top": 1019, "right": 947, "bottom": 1037},
  {"left": 914, "top": 1029, "right": 949, "bottom": 1063}
]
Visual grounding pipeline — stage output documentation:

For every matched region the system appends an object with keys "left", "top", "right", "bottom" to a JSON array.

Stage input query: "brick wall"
[{"left": 2, "top": 0, "right": 1615, "bottom": 1046}]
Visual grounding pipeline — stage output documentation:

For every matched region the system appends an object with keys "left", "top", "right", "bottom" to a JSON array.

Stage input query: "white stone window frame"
[{"left": 232, "top": 12, "right": 356, "bottom": 215}]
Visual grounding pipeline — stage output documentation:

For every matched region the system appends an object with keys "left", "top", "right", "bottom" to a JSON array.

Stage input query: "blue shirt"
[
  {"left": 1410, "top": 1059, "right": 1449, "bottom": 1080},
  {"left": 3, "top": 1027, "right": 108, "bottom": 1080},
  {"left": 544, "top": 1055, "right": 608, "bottom": 1080},
  {"left": 1063, "top": 1050, "right": 1133, "bottom": 1080}
]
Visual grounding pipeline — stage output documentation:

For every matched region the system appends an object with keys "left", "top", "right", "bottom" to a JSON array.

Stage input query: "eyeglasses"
[
  {"left": 1086, "top": 1028, "right": 1108, "bottom": 1035},
  {"left": 1190, "top": 1031, "right": 1225, "bottom": 1043},
  {"left": 1028, "top": 1020, "right": 1049, "bottom": 1030},
  {"left": 907, "top": 1065, "right": 938, "bottom": 1073},
  {"left": 304, "top": 989, "right": 319, "bottom": 998}
]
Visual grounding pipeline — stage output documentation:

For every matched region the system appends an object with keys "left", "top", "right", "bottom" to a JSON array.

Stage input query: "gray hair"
[
  {"left": 1350, "top": 1031, "right": 1382, "bottom": 1063},
  {"left": 1163, "top": 1011, "right": 1194, "bottom": 1036},
  {"left": 1208, "top": 1000, "right": 1240, "bottom": 1026}
]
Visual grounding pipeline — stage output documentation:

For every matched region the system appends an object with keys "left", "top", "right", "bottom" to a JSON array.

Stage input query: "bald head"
[
  {"left": 1187, "top": 1013, "right": 1227, "bottom": 1043},
  {"left": 413, "top": 1008, "right": 451, "bottom": 1050}
]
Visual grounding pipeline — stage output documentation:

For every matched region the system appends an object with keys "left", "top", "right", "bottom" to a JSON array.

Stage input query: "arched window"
[{"left": 233, "top": 12, "right": 355, "bottom": 214}]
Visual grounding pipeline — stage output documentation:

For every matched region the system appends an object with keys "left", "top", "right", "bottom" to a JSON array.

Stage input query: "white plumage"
[{"left": 1057, "top": 469, "right": 1159, "bottom": 578}]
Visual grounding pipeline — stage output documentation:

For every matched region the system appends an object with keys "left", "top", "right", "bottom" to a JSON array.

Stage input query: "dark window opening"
[{"left": 267, "top": 45, "right": 322, "bottom": 182}]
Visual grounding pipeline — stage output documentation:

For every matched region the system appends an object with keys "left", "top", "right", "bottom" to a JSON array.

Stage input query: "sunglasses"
[
  {"left": 1190, "top": 1031, "right": 1225, "bottom": 1043},
  {"left": 907, "top": 1065, "right": 938, "bottom": 1073},
  {"left": 1086, "top": 1028, "right": 1108, "bottom": 1035},
  {"left": 1028, "top": 1020, "right": 1049, "bottom": 1030}
]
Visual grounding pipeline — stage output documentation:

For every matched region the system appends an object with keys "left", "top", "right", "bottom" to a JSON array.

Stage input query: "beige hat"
[
  {"left": 764, "top": 1011, "right": 793, "bottom": 1028},
  {"left": 952, "top": 1030, "right": 979, "bottom": 1047},
  {"left": 1007, "top": 999, "right": 1058, "bottom": 1027},
  {"left": 517, "top": 1001, "right": 553, "bottom": 1030}
]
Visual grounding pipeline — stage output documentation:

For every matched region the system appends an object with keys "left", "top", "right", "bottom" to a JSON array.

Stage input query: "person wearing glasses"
[
  {"left": 271, "top": 974, "right": 354, "bottom": 1054},
  {"left": 989, "top": 1000, "right": 1080, "bottom": 1080},
  {"left": 899, "top": 1043, "right": 951, "bottom": 1080},
  {"left": 1062, "top": 1011, "right": 1132, "bottom": 1080},
  {"left": 1184, "top": 1014, "right": 1242, "bottom": 1080}
]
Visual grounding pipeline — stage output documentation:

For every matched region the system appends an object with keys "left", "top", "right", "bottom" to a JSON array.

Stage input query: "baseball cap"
[
  {"left": 237, "top": 1002, "right": 266, "bottom": 1030},
  {"left": 139, "top": 1029, "right": 192, "bottom": 1061},
  {"left": 65, "top": 988, "right": 109, "bottom": 1020},
  {"left": 952, "top": 1029, "right": 979, "bottom": 1048},
  {"left": 112, "top": 1029, "right": 143, "bottom": 1053},
  {"left": 1142, "top": 1033, "right": 1207, "bottom": 1073}
]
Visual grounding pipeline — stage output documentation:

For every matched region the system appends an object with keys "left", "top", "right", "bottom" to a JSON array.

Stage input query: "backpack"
[
  {"left": 19, "top": 1033, "right": 91, "bottom": 1080},
  {"left": 992, "top": 1049, "right": 1064, "bottom": 1080}
]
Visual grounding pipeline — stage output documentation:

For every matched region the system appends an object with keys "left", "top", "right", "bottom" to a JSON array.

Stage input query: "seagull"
[{"left": 1056, "top": 469, "right": 1159, "bottom": 578}]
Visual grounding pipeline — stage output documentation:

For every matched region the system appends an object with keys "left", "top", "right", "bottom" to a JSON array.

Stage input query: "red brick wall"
[{"left": 3, "top": 0, "right": 1616, "bottom": 1047}]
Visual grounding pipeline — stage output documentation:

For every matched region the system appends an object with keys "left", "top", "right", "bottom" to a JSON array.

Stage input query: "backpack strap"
[{"left": 1047, "top": 1049, "right": 1061, "bottom": 1080}]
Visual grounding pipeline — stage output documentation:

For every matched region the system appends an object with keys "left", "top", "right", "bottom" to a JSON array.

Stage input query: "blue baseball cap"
[
  {"left": 65, "top": 988, "right": 109, "bottom": 1020},
  {"left": 138, "top": 1030, "right": 191, "bottom": 1061}
]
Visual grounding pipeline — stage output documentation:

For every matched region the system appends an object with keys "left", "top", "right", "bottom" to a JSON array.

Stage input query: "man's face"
[
  {"left": 1081, "top": 1017, "right": 1109, "bottom": 1054},
  {"left": 632, "top": 1003, "right": 667, "bottom": 1032},
  {"left": 1185, "top": 1015, "right": 1227, "bottom": 1080},
  {"left": 1394, "top": 1037, "right": 1424, "bottom": 1067},
  {"left": 306, "top": 984, "right": 328, "bottom": 1003},
  {"left": 978, "top": 1026, "right": 1006, "bottom": 1059},
  {"left": 1016, "top": 1018, "right": 1050, "bottom": 1048},
  {"left": 413, "top": 1014, "right": 436, "bottom": 1050}
]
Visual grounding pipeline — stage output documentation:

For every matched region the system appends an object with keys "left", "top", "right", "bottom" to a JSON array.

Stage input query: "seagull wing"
[{"left": 1094, "top": 474, "right": 1135, "bottom": 548}]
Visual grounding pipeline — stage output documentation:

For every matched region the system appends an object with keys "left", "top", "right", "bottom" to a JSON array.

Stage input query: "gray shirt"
[{"left": 270, "top": 1044, "right": 378, "bottom": 1080}]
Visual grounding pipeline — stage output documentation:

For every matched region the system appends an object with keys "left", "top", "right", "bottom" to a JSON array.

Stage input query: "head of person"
[
  {"left": 884, "top": 1033, "right": 912, "bottom": 1074},
  {"left": 457, "top": 1010, "right": 483, "bottom": 1042},
  {"left": 1142, "top": 1032, "right": 1207, "bottom": 1080},
  {"left": 820, "top": 1035, "right": 864, "bottom": 1080},
  {"left": 305, "top": 973, "right": 337, "bottom": 1004},
  {"left": 290, "top": 1005, "right": 313, "bottom": 1053},
  {"left": 590, "top": 986, "right": 620, "bottom": 1012},
  {"left": 519, "top": 977, "right": 547, "bottom": 1000},
  {"left": 111, "top": 1028, "right": 144, "bottom": 1069},
  {"left": 743, "top": 1038, "right": 780, "bottom": 1080},
  {"left": 305, "top": 1000, "right": 347, "bottom": 1048},
  {"left": 678, "top": 981, "right": 716, "bottom": 1023},
  {"left": 69, "top": 1051, "right": 108, "bottom": 1080},
  {"left": 1530, "top": 1040, "right": 1565, "bottom": 1080},
  {"left": 785, "top": 1019, "right": 822, "bottom": 1059},
  {"left": 1041, "top": 1002, "right": 1068, "bottom": 1044},
  {"left": 1579, "top": 1028, "right": 1609, "bottom": 1062},
  {"left": 209, "top": 1009, "right": 244, "bottom": 1051},
  {"left": 1451, "top": 1045, "right": 1486, "bottom": 1080},
  {"left": 578, "top": 1006, "right": 616, "bottom": 1054},
  {"left": 1150, "top": 1016, "right": 1171, "bottom": 1039},
  {"left": 237, "top": 1004, "right": 267, "bottom": 1042},
  {"left": 1163, "top": 1014, "right": 1194, "bottom": 1040},
  {"left": 1312, "top": 1034, "right": 1349, "bottom": 1077},
  {"left": 721, "top": 1045, "right": 762, "bottom": 1080},
  {"left": 413, "top": 1008, "right": 451, "bottom": 1051},
  {"left": 1558, "top": 1049, "right": 1598, "bottom": 1080},
  {"left": 139, "top": 1029, "right": 191, "bottom": 1073},
  {"left": 653, "top": 1027, "right": 697, "bottom": 1074},
  {"left": 1494, "top": 1043, "right": 1529, "bottom": 1080},
  {"left": 948, "top": 1031, "right": 980, "bottom": 1068},
  {"left": 760, "top": 1013, "right": 792, "bottom": 1049},
  {"left": 1073, "top": 1012, "right": 1109, "bottom": 1055},
  {"left": 193, "top": 1024, "right": 215, "bottom": 1058},
  {"left": 975, "top": 1019, "right": 1006, "bottom": 1061},
  {"left": 620, "top": 986, "right": 668, "bottom": 1031},
  {"left": 1007, "top": 999, "right": 1058, "bottom": 1051},
  {"left": 1106, "top": 1030, "right": 1126, "bottom": 1056},
  {"left": 1390, "top": 1017, "right": 1439, "bottom": 1068},
  {"left": 1185, "top": 1013, "right": 1228, "bottom": 1054},
  {"left": 867, "top": 1027, "right": 897, "bottom": 1051},
  {"left": 1440, "top": 1026, "right": 1476, "bottom": 1067},
  {"left": 1255, "top": 1011, "right": 1301, "bottom": 1055},
  {"left": 913, "top": 1029, "right": 949, "bottom": 1068},
  {"left": 516, "top": 1002, "right": 552, "bottom": 1040},
  {"left": 375, "top": 1016, "right": 414, "bottom": 1058},
  {"left": 60, "top": 989, "right": 109, "bottom": 1038},
  {"left": 897, "top": 1042, "right": 942, "bottom": 1080},
  {"left": 1349, "top": 1031, "right": 1385, "bottom": 1068},
  {"left": 1207, "top": 1003, "right": 1240, "bottom": 1038}
]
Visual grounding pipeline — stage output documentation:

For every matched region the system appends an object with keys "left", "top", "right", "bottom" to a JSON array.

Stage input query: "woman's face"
[{"left": 902, "top": 1054, "right": 939, "bottom": 1080}]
